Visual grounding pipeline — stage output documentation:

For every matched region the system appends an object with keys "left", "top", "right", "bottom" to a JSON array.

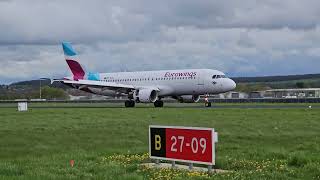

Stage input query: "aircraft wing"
[{"left": 53, "top": 79, "right": 135, "bottom": 93}]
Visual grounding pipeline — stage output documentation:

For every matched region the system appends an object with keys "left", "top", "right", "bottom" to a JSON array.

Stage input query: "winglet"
[{"left": 62, "top": 42, "right": 77, "bottom": 56}]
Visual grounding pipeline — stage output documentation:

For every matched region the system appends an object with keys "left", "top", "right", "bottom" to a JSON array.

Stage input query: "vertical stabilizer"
[{"left": 62, "top": 42, "right": 86, "bottom": 80}]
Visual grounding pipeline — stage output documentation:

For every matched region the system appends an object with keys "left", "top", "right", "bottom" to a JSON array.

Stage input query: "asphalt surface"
[
  {"left": 164, "top": 104, "right": 318, "bottom": 109},
  {"left": 0, "top": 103, "right": 318, "bottom": 109},
  {"left": 203, "top": 105, "right": 318, "bottom": 109}
]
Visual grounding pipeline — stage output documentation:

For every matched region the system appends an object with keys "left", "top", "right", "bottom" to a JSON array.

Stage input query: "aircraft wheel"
[
  {"left": 125, "top": 100, "right": 135, "bottom": 107},
  {"left": 154, "top": 100, "right": 164, "bottom": 107},
  {"left": 205, "top": 102, "right": 212, "bottom": 107}
]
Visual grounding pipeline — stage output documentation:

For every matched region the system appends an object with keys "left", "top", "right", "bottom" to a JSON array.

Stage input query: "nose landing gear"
[
  {"left": 205, "top": 102, "right": 211, "bottom": 107},
  {"left": 204, "top": 94, "right": 211, "bottom": 107}
]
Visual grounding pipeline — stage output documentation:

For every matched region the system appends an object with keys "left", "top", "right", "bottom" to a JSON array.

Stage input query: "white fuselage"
[{"left": 87, "top": 69, "right": 236, "bottom": 97}]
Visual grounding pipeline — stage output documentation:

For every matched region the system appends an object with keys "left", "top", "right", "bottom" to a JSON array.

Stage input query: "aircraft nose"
[{"left": 228, "top": 79, "right": 236, "bottom": 90}]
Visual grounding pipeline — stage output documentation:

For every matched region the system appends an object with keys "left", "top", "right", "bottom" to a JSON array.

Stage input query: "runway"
[
  {"left": 168, "top": 105, "right": 320, "bottom": 109},
  {"left": 201, "top": 105, "right": 319, "bottom": 109},
  {"left": 0, "top": 102, "right": 318, "bottom": 109}
]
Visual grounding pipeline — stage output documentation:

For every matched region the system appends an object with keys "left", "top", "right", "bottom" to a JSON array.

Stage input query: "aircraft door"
[{"left": 197, "top": 71, "right": 205, "bottom": 94}]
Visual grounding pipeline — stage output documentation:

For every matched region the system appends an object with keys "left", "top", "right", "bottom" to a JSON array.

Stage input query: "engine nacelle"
[
  {"left": 178, "top": 95, "right": 200, "bottom": 103},
  {"left": 133, "top": 89, "right": 158, "bottom": 103}
]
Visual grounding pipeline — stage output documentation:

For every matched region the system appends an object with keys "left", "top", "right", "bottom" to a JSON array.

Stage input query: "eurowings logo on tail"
[
  {"left": 62, "top": 42, "right": 100, "bottom": 81},
  {"left": 62, "top": 42, "right": 85, "bottom": 80}
]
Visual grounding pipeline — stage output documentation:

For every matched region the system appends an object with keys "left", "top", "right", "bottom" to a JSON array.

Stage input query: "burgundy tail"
[{"left": 66, "top": 59, "right": 85, "bottom": 80}]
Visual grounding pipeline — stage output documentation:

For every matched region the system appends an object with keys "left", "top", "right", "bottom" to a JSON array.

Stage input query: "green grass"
[{"left": 0, "top": 106, "right": 319, "bottom": 179}]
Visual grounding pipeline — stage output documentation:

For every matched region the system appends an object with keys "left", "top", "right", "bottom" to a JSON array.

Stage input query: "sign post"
[{"left": 149, "top": 125, "right": 217, "bottom": 172}]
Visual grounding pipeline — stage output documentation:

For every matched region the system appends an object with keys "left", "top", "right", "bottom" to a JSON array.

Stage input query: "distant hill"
[
  {"left": 0, "top": 79, "right": 72, "bottom": 100},
  {"left": 10, "top": 79, "right": 68, "bottom": 89},
  {"left": 9, "top": 73, "right": 320, "bottom": 87},
  {"left": 6, "top": 73, "right": 320, "bottom": 88},
  {"left": 232, "top": 73, "right": 320, "bottom": 83},
  {"left": 1, "top": 73, "right": 320, "bottom": 99},
  {"left": 232, "top": 73, "right": 320, "bottom": 92}
]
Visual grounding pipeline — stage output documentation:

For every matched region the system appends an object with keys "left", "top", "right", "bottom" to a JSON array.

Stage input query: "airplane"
[{"left": 53, "top": 42, "right": 236, "bottom": 107}]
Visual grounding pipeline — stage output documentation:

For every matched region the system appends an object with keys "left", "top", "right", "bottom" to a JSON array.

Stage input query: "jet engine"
[
  {"left": 177, "top": 95, "right": 200, "bottom": 103},
  {"left": 133, "top": 88, "right": 158, "bottom": 103}
]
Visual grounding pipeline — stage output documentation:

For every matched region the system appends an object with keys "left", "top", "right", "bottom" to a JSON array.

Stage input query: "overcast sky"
[{"left": 1, "top": 0, "right": 320, "bottom": 84}]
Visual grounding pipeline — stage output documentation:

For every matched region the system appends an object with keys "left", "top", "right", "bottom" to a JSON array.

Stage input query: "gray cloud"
[{"left": 0, "top": 0, "right": 320, "bottom": 83}]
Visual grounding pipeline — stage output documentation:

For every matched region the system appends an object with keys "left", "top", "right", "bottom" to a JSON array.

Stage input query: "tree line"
[{"left": 0, "top": 86, "right": 69, "bottom": 100}]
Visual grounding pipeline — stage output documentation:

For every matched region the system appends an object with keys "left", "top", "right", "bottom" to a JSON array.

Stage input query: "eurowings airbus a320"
[{"left": 53, "top": 42, "right": 236, "bottom": 107}]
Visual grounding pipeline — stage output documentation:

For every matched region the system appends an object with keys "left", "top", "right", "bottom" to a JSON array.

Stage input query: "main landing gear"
[
  {"left": 125, "top": 100, "right": 135, "bottom": 107},
  {"left": 154, "top": 100, "right": 164, "bottom": 108},
  {"left": 124, "top": 100, "right": 163, "bottom": 108}
]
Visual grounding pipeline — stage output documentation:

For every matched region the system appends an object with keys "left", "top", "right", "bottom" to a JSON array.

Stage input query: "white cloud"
[{"left": 0, "top": 0, "right": 320, "bottom": 83}]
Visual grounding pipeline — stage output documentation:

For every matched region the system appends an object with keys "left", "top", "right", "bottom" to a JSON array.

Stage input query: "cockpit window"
[{"left": 212, "top": 75, "right": 227, "bottom": 79}]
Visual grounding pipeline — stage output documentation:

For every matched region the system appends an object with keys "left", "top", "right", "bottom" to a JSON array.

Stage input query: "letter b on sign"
[
  {"left": 150, "top": 128, "right": 166, "bottom": 157},
  {"left": 155, "top": 135, "right": 161, "bottom": 150}
]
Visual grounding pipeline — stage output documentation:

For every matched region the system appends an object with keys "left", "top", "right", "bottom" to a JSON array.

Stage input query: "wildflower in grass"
[{"left": 103, "top": 153, "right": 230, "bottom": 179}]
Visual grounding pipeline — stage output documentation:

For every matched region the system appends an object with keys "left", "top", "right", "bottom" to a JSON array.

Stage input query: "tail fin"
[{"left": 62, "top": 42, "right": 85, "bottom": 80}]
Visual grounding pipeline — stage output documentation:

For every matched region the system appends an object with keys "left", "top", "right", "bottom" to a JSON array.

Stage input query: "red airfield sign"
[{"left": 149, "top": 125, "right": 216, "bottom": 165}]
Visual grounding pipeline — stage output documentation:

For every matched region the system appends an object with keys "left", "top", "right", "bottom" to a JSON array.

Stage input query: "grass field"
[{"left": 0, "top": 105, "right": 319, "bottom": 179}]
